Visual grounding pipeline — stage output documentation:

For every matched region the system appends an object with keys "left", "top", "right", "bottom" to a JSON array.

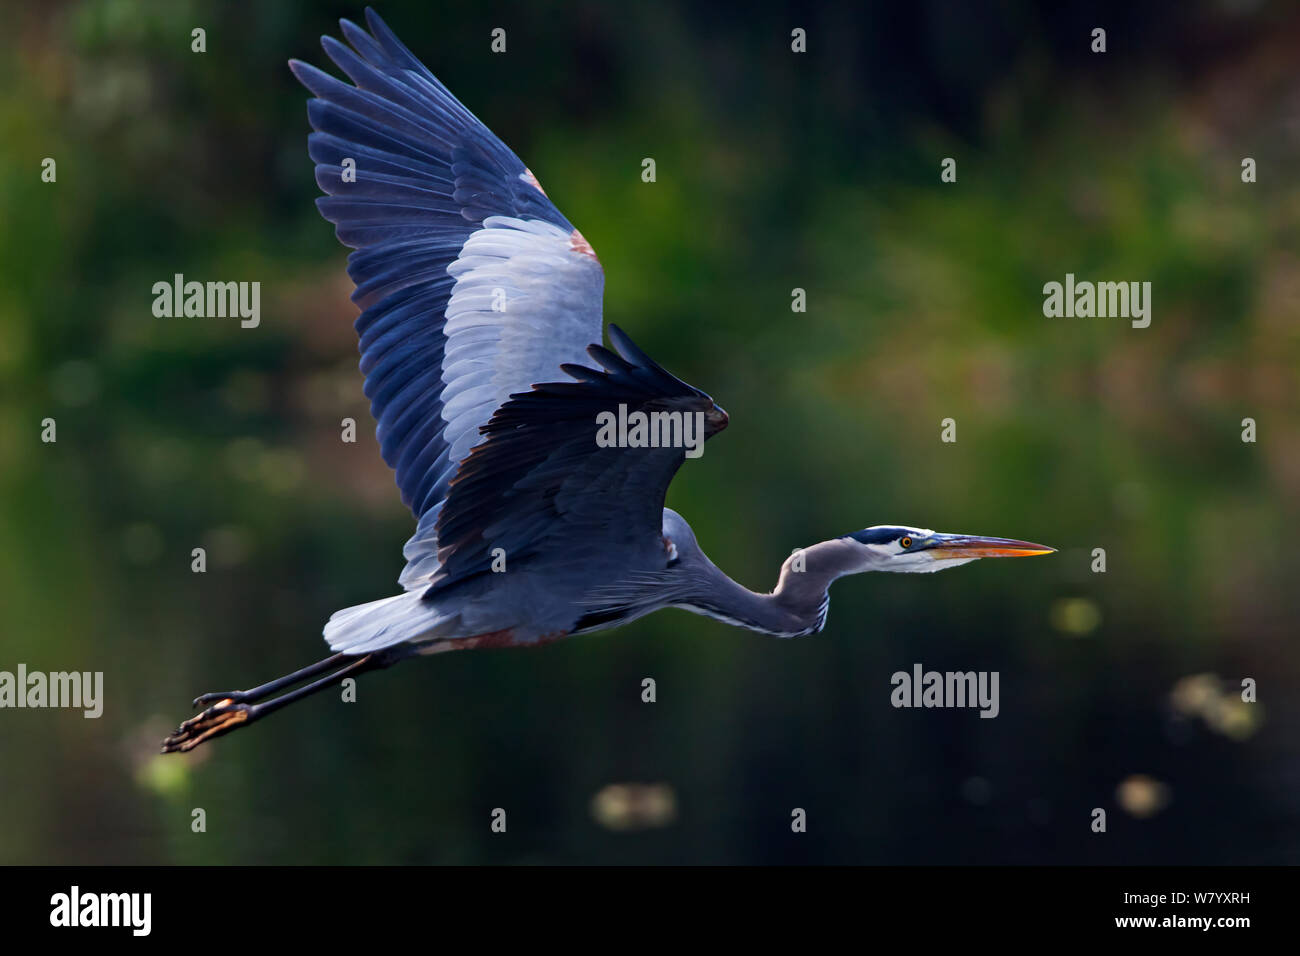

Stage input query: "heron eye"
[{"left": 900, "top": 536, "right": 913, "bottom": 549}]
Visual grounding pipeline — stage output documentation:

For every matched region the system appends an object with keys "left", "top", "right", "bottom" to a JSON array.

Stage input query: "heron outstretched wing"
[{"left": 290, "top": 8, "right": 605, "bottom": 585}]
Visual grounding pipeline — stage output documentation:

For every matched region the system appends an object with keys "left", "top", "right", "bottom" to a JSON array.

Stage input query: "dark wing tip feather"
[
  {"left": 585, "top": 343, "right": 637, "bottom": 377},
  {"left": 558, "top": 362, "right": 607, "bottom": 384},
  {"left": 602, "top": 324, "right": 716, "bottom": 407},
  {"left": 320, "top": 34, "right": 353, "bottom": 64},
  {"left": 337, "top": 18, "right": 387, "bottom": 64},
  {"left": 364, "top": 6, "right": 431, "bottom": 77},
  {"left": 606, "top": 324, "right": 673, "bottom": 381},
  {"left": 287, "top": 58, "right": 316, "bottom": 83},
  {"left": 606, "top": 323, "right": 648, "bottom": 364}
]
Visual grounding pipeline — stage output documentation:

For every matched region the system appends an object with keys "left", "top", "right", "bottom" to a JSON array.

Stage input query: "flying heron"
[{"left": 162, "top": 9, "right": 1053, "bottom": 754}]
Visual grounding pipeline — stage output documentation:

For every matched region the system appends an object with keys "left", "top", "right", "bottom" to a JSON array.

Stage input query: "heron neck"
[{"left": 687, "top": 539, "right": 854, "bottom": 638}]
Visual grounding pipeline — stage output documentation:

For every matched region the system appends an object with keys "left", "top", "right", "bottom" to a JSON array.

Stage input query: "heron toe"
[{"left": 192, "top": 690, "right": 245, "bottom": 709}]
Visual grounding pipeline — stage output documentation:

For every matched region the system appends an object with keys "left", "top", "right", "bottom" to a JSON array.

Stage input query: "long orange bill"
[{"left": 925, "top": 534, "right": 1056, "bottom": 560}]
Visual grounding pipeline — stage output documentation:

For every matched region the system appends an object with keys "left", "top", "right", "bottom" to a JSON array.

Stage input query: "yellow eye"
[{"left": 900, "top": 536, "right": 913, "bottom": 549}]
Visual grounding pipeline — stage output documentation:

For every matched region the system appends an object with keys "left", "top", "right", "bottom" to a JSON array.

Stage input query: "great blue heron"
[{"left": 162, "top": 9, "right": 1053, "bottom": 754}]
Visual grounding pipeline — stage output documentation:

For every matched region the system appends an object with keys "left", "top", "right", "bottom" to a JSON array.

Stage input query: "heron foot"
[
  {"left": 161, "top": 651, "right": 397, "bottom": 755},
  {"left": 161, "top": 699, "right": 254, "bottom": 753}
]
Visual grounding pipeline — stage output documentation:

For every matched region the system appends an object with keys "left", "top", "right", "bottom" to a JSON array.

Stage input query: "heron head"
[{"left": 843, "top": 525, "right": 1055, "bottom": 574}]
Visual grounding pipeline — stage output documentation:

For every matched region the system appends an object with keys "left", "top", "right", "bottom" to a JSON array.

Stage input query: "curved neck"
[{"left": 682, "top": 538, "right": 859, "bottom": 638}]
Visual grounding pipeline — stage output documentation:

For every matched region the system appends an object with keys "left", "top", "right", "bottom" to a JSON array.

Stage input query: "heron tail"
[{"left": 323, "top": 590, "right": 453, "bottom": 654}]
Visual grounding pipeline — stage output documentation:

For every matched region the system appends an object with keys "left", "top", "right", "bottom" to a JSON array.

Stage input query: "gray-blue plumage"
[{"left": 160, "top": 8, "right": 1053, "bottom": 754}]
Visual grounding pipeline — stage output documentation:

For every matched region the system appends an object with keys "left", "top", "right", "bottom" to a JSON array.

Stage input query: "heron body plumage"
[{"left": 161, "top": 8, "right": 1052, "bottom": 754}]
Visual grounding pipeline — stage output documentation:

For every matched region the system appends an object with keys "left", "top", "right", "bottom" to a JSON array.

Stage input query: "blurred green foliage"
[{"left": 0, "top": 0, "right": 1296, "bottom": 863}]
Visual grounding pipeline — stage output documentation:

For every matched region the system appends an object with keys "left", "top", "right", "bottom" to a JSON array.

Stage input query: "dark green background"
[{"left": 0, "top": 0, "right": 1296, "bottom": 863}]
